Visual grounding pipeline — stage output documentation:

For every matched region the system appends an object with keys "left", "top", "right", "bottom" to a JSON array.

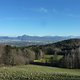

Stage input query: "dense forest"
[{"left": 0, "top": 38, "right": 80, "bottom": 69}]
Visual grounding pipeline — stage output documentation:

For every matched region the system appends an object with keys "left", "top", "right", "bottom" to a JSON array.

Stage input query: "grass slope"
[{"left": 0, "top": 65, "right": 80, "bottom": 80}]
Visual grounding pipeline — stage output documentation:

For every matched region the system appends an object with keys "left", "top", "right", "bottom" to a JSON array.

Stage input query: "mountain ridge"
[
  {"left": 0, "top": 35, "right": 75, "bottom": 41},
  {"left": 0, "top": 35, "right": 79, "bottom": 46}
]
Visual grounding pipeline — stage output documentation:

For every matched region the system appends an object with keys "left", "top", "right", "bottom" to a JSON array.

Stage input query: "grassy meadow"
[
  {"left": 0, "top": 65, "right": 80, "bottom": 80},
  {"left": 34, "top": 55, "right": 63, "bottom": 63}
]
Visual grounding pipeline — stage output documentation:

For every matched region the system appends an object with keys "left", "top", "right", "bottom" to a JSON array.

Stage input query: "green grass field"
[
  {"left": 0, "top": 65, "right": 80, "bottom": 80},
  {"left": 34, "top": 55, "right": 63, "bottom": 63}
]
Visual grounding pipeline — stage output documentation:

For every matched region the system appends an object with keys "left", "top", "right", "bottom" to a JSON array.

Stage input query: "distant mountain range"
[
  {"left": 0, "top": 35, "right": 79, "bottom": 46},
  {"left": 0, "top": 35, "right": 76, "bottom": 41}
]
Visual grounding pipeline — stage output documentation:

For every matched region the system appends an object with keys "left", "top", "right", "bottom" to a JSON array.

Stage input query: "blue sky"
[{"left": 0, "top": 0, "right": 80, "bottom": 36}]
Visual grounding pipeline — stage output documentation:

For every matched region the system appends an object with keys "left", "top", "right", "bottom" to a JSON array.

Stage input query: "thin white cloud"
[
  {"left": 0, "top": 17, "right": 28, "bottom": 21},
  {"left": 67, "top": 13, "right": 80, "bottom": 18},
  {"left": 22, "top": 7, "right": 48, "bottom": 13},
  {"left": 0, "top": 16, "right": 48, "bottom": 21},
  {"left": 39, "top": 7, "right": 48, "bottom": 13},
  {"left": 53, "top": 8, "right": 80, "bottom": 18},
  {"left": 63, "top": 8, "right": 80, "bottom": 18}
]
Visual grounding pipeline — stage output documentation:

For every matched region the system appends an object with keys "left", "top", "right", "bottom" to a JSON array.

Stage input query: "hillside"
[
  {"left": 0, "top": 39, "right": 80, "bottom": 68},
  {"left": 30, "top": 39, "right": 80, "bottom": 68},
  {"left": 0, "top": 65, "right": 80, "bottom": 80},
  {"left": 43, "top": 38, "right": 80, "bottom": 48}
]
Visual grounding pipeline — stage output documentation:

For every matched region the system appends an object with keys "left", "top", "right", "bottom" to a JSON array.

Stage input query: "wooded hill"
[{"left": 0, "top": 38, "right": 80, "bottom": 69}]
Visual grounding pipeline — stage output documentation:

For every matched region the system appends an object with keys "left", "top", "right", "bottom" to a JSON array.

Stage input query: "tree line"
[{"left": 0, "top": 39, "right": 80, "bottom": 69}]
